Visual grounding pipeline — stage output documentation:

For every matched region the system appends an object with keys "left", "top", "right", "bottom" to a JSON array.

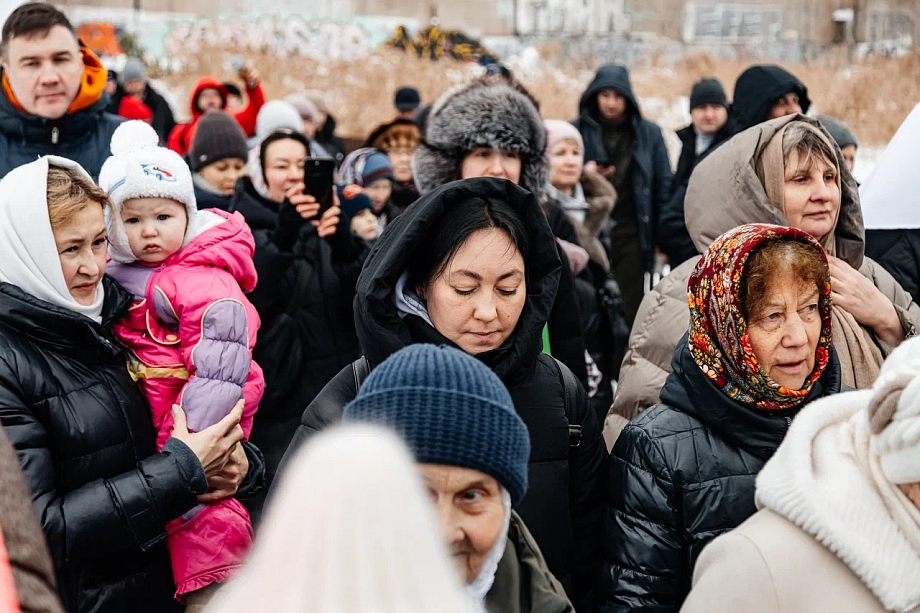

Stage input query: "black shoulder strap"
[
  {"left": 551, "top": 357, "right": 583, "bottom": 449},
  {"left": 353, "top": 355, "right": 371, "bottom": 391}
]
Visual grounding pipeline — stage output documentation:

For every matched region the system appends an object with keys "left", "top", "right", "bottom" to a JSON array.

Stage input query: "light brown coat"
[{"left": 680, "top": 509, "right": 894, "bottom": 613}]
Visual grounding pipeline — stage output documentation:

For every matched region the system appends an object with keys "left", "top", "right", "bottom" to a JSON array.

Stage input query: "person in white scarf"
[
  {"left": 203, "top": 425, "right": 476, "bottom": 613},
  {"left": 681, "top": 336, "right": 920, "bottom": 613},
  {"left": 0, "top": 156, "right": 107, "bottom": 323}
]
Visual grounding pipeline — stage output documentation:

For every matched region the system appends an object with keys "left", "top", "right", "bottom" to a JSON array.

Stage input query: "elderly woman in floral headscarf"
[{"left": 600, "top": 223, "right": 845, "bottom": 613}]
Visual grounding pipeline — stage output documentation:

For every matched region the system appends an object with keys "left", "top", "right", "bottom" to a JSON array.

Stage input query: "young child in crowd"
[
  {"left": 339, "top": 147, "right": 396, "bottom": 233},
  {"left": 337, "top": 184, "right": 379, "bottom": 242},
  {"left": 98, "top": 121, "right": 264, "bottom": 610}
]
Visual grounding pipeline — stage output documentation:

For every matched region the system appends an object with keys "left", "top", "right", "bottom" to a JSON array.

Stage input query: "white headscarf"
[
  {"left": 860, "top": 103, "right": 920, "bottom": 230},
  {"left": 204, "top": 425, "right": 476, "bottom": 613},
  {"left": 0, "top": 156, "right": 104, "bottom": 323}
]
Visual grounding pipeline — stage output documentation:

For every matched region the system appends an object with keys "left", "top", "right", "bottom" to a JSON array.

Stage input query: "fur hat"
[
  {"left": 98, "top": 121, "right": 197, "bottom": 264},
  {"left": 365, "top": 118, "right": 421, "bottom": 153},
  {"left": 413, "top": 81, "right": 547, "bottom": 201}
]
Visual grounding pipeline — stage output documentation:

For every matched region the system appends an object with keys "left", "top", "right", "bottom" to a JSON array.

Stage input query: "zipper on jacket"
[{"left": 51, "top": 126, "right": 59, "bottom": 145}]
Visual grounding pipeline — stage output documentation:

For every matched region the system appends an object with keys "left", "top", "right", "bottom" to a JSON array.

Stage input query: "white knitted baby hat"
[{"left": 98, "top": 120, "right": 197, "bottom": 263}]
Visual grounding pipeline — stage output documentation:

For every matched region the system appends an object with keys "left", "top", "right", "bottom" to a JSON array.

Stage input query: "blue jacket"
[
  {"left": 572, "top": 65, "right": 673, "bottom": 271},
  {"left": 0, "top": 82, "right": 123, "bottom": 181}
]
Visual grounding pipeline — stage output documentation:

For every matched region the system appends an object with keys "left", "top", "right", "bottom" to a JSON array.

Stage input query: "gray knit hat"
[
  {"left": 818, "top": 115, "right": 858, "bottom": 150},
  {"left": 120, "top": 58, "right": 147, "bottom": 84}
]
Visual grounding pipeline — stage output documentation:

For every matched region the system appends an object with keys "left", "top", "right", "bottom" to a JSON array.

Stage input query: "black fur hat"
[{"left": 413, "top": 80, "right": 547, "bottom": 202}]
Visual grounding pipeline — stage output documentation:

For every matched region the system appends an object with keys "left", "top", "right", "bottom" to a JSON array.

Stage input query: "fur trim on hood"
[{"left": 413, "top": 81, "right": 548, "bottom": 202}]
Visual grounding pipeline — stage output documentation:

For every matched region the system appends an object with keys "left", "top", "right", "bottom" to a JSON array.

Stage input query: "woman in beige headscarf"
[{"left": 606, "top": 114, "right": 920, "bottom": 446}]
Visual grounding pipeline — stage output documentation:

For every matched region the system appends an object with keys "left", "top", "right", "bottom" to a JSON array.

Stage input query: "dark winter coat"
[
  {"left": 0, "top": 80, "right": 123, "bottom": 181},
  {"left": 865, "top": 229, "right": 920, "bottom": 303},
  {"left": 659, "top": 124, "right": 733, "bottom": 265},
  {"left": 572, "top": 65, "right": 674, "bottom": 271},
  {"left": 279, "top": 178, "right": 608, "bottom": 612},
  {"left": 315, "top": 114, "right": 346, "bottom": 163},
  {"left": 228, "top": 177, "right": 366, "bottom": 517},
  {"left": 600, "top": 337, "right": 843, "bottom": 613},
  {"left": 730, "top": 65, "right": 811, "bottom": 133},
  {"left": 194, "top": 184, "right": 232, "bottom": 211},
  {"left": 0, "top": 277, "right": 210, "bottom": 613}
]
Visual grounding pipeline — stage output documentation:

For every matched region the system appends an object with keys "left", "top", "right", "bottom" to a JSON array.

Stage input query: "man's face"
[
  {"left": 690, "top": 103, "right": 728, "bottom": 135},
  {"left": 767, "top": 92, "right": 803, "bottom": 121},
  {"left": 597, "top": 89, "right": 628, "bottom": 124},
  {"left": 3, "top": 25, "right": 83, "bottom": 119},
  {"left": 197, "top": 88, "right": 224, "bottom": 112},
  {"left": 124, "top": 79, "right": 145, "bottom": 98}
]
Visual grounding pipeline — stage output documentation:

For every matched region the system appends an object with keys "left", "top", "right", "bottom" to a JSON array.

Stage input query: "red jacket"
[{"left": 167, "top": 76, "right": 264, "bottom": 155}]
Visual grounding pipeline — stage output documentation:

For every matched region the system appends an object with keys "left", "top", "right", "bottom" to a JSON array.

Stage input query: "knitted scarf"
[{"left": 688, "top": 223, "right": 833, "bottom": 410}]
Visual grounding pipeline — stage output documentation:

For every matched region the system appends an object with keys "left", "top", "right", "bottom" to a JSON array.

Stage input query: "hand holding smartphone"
[{"left": 303, "top": 158, "right": 336, "bottom": 219}]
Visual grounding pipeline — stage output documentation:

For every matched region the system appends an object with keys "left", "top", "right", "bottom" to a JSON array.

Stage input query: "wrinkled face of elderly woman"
[
  {"left": 781, "top": 125, "right": 841, "bottom": 242},
  {"left": 743, "top": 240, "right": 827, "bottom": 390},
  {"left": 420, "top": 464, "right": 506, "bottom": 584}
]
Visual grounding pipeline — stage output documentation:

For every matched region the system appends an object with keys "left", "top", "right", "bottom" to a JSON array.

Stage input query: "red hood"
[
  {"left": 168, "top": 209, "right": 257, "bottom": 292},
  {"left": 189, "top": 76, "right": 228, "bottom": 118}
]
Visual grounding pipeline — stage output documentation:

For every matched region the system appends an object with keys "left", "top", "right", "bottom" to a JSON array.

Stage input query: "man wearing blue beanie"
[{"left": 343, "top": 344, "right": 574, "bottom": 613}]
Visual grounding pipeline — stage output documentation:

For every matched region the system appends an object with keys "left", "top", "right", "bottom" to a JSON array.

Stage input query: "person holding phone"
[{"left": 227, "top": 128, "right": 368, "bottom": 523}]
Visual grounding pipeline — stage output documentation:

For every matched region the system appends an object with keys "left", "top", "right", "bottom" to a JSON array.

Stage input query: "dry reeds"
[{"left": 157, "top": 46, "right": 920, "bottom": 146}]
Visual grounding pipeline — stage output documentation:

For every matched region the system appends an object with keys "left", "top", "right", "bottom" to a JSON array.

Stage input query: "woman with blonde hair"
[{"left": 205, "top": 424, "right": 475, "bottom": 613}]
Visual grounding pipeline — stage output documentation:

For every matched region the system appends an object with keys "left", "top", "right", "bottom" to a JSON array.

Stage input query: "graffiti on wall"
[{"left": 163, "top": 16, "right": 374, "bottom": 61}]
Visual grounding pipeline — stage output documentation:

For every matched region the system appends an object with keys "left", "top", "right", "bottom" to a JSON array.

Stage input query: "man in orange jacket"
[
  {"left": 168, "top": 65, "right": 265, "bottom": 155},
  {"left": 0, "top": 2, "right": 123, "bottom": 180}
]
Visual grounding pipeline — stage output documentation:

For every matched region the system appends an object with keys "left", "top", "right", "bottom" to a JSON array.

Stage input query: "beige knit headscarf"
[{"left": 756, "top": 122, "right": 883, "bottom": 389}]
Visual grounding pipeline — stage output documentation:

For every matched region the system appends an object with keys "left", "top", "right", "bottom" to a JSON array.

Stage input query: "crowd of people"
[{"left": 1, "top": 2, "right": 920, "bottom": 613}]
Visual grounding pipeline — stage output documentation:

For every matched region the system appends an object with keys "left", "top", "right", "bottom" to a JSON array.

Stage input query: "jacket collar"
[
  {"left": 0, "top": 84, "right": 110, "bottom": 145},
  {"left": 0, "top": 275, "right": 131, "bottom": 357},
  {"left": 659, "top": 335, "right": 843, "bottom": 457}
]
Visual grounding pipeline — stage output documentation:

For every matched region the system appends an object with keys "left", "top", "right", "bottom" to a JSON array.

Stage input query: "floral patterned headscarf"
[{"left": 688, "top": 223, "right": 833, "bottom": 410}]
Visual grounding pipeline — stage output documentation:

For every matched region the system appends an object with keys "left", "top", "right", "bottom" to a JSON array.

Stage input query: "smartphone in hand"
[{"left": 303, "top": 158, "right": 336, "bottom": 218}]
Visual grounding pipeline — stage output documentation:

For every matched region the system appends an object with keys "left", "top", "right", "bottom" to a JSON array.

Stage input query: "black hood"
[
  {"left": 0, "top": 275, "right": 132, "bottom": 357},
  {"left": 354, "top": 177, "right": 562, "bottom": 382},
  {"left": 731, "top": 65, "right": 811, "bottom": 132},
  {"left": 578, "top": 64, "right": 641, "bottom": 121},
  {"left": 317, "top": 113, "right": 338, "bottom": 142},
  {"left": 0, "top": 70, "right": 114, "bottom": 145},
  {"left": 659, "top": 334, "right": 842, "bottom": 458}
]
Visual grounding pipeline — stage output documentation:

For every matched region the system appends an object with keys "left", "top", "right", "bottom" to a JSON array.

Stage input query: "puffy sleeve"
[
  {"left": 600, "top": 422, "right": 684, "bottom": 613},
  {"left": 0, "top": 357, "right": 206, "bottom": 570},
  {"left": 158, "top": 270, "right": 261, "bottom": 437}
]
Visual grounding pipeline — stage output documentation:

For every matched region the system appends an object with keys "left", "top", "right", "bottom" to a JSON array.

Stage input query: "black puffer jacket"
[
  {"left": 0, "top": 278, "right": 206, "bottom": 613},
  {"left": 572, "top": 65, "right": 673, "bottom": 272},
  {"left": 279, "top": 178, "right": 608, "bottom": 612},
  {"left": 229, "top": 176, "right": 366, "bottom": 518},
  {"left": 601, "top": 336, "right": 842, "bottom": 613},
  {"left": 0, "top": 76, "right": 123, "bottom": 181},
  {"left": 865, "top": 228, "right": 920, "bottom": 303}
]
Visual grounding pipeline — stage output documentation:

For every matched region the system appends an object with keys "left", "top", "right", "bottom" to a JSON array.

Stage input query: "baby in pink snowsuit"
[{"left": 98, "top": 121, "right": 264, "bottom": 603}]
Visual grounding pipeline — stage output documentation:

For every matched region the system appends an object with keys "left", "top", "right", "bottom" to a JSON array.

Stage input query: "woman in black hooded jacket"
[{"left": 277, "top": 178, "right": 607, "bottom": 613}]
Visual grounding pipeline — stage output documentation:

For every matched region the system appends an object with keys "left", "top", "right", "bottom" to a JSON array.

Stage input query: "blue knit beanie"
[
  {"left": 343, "top": 344, "right": 531, "bottom": 505},
  {"left": 336, "top": 184, "right": 374, "bottom": 219},
  {"left": 360, "top": 151, "right": 395, "bottom": 186}
]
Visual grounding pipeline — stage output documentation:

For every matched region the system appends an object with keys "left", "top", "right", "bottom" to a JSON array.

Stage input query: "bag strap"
[
  {"left": 285, "top": 258, "right": 316, "bottom": 318},
  {"left": 550, "top": 356, "right": 583, "bottom": 449},
  {"left": 353, "top": 355, "right": 370, "bottom": 391}
]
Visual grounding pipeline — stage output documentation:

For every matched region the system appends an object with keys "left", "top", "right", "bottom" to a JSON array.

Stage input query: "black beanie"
[
  {"left": 190, "top": 111, "right": 249, "bottom": 172},
  {"left": 689, "top": 78, "right": 728, "bottom": 110},
  {"left": 394, "top": 86, "right": 421, "bottom": 111}
]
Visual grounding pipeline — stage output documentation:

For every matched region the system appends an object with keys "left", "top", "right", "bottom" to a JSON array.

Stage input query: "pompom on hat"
[{"left": 98, "top": 120, "right": 197, "bottom": 263}]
